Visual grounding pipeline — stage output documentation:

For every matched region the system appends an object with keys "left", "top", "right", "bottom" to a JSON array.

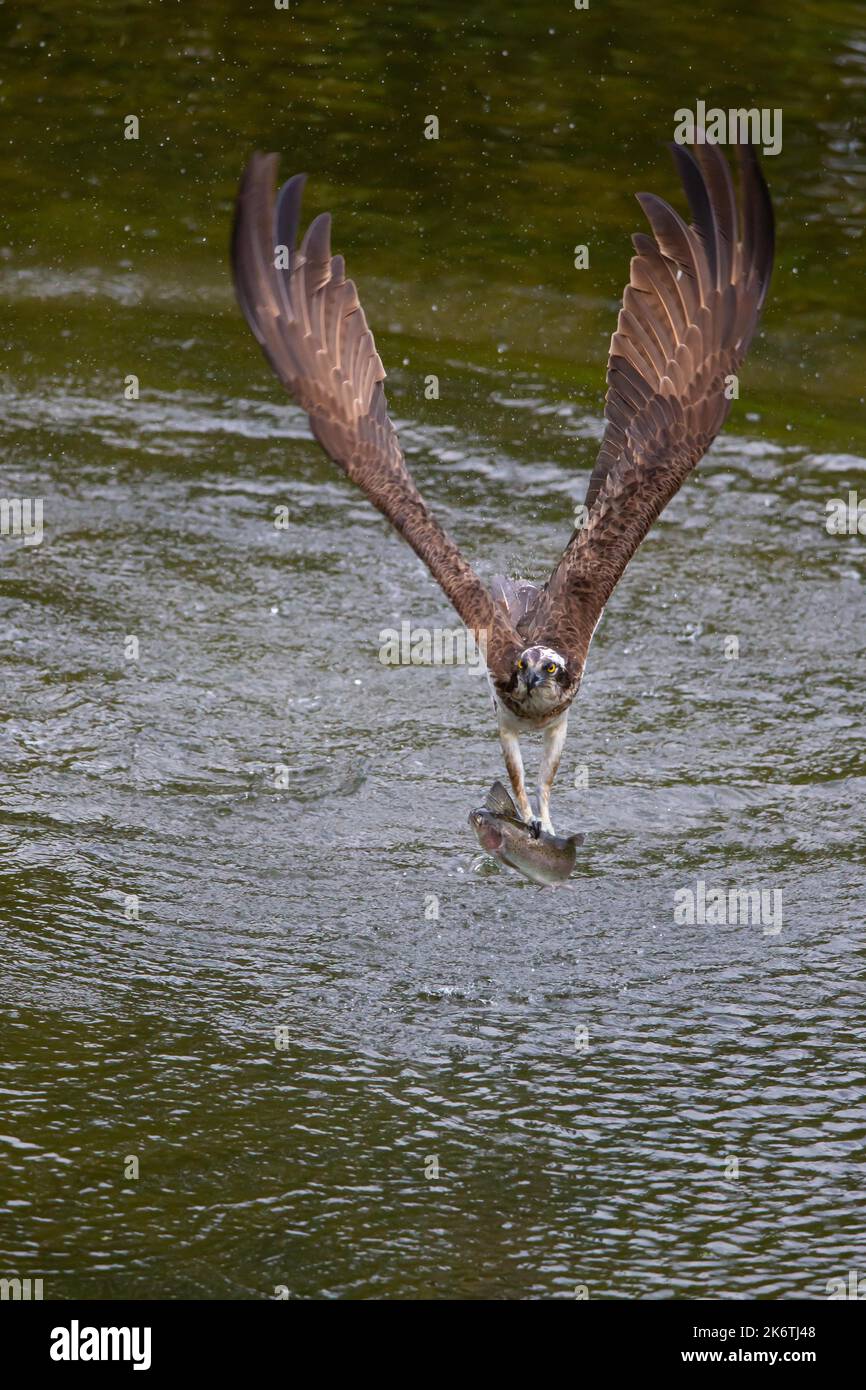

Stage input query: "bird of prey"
[{"left": 232, "top": 140, "right": 773, "bottom": 833}]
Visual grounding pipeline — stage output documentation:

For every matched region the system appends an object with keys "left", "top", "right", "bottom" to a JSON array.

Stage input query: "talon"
[{"left": 529, "top": 818, "right": 542, "bottom": 840}]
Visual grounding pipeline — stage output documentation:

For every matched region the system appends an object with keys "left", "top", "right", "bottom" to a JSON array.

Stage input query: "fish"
[{"left": 468, "top": 781, "right": 584, "bottom": 887}]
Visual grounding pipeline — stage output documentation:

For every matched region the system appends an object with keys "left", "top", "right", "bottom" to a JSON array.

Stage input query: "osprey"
[{"left": 232, "top": 141, "right": 773, "bottom": 833}]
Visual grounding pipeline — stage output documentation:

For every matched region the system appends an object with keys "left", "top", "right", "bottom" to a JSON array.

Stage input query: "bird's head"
[{"left": 508, "top": 646, "right": 574, "bottom": 711}]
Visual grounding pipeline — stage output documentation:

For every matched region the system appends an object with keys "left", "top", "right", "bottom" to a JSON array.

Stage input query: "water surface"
[{"left": 1, "top": 0, "right": 865, "bottom": 1299}]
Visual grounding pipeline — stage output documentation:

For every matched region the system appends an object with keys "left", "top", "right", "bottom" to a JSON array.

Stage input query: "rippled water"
[{"left": 1, "top": 0, "right": 865, "bottom": 1299}]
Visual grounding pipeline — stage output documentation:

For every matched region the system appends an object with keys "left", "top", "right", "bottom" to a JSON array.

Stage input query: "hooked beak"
[{"left": 526, "top": 671, "right": 542, "bottom": 690}]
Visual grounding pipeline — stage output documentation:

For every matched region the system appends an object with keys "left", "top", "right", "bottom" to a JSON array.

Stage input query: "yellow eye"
[
  {"left": 517, "top": 659, "right": 525, "bottom": 670},
  {"left": 546, "top": 663, "right": 557, "bottom": 674}
]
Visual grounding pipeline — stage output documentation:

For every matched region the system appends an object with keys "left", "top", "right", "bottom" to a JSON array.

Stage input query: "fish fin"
[
  {"left": 484, "top": 780, "right": 522, "bottom": 821},
  {"left": 566, "top": 832, "right": 585, "bottom": 847}
]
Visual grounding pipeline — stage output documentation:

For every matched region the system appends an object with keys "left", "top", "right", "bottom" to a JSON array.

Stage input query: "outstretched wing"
[
  {"left": 231, "top": 152, "right": 522, "bottom": 676},
  {"left": 534, "top": 142, "right": 773, "bottom": 668}
]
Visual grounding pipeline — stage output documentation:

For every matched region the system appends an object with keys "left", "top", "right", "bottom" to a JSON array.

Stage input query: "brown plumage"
[
  {"left": 533, "top": 142, "right": 774, "bottom": 667},
  {"left": 231, "top": 154, "right": 522, "bottom": 685},
  {"left": 231, "top": 141, "right": 773, "bottom": 832}
]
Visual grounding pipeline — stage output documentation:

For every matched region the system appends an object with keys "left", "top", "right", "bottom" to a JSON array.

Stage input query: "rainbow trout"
[{"left": 468, "top": 782, "right": 583, "bottom": 886}]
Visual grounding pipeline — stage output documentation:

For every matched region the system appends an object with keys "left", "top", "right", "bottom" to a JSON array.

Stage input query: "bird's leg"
[
  {"left": 498, "top": 723, "right": 534, "bottom": 825},
  {"left": 537, "top": 713, "right": 569, "bottom": 835}
]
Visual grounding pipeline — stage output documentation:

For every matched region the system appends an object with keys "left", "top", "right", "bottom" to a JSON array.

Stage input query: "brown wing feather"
[
  {"left": 533, "top": 142, "right": 773, "bottom": 669},
  {"left": 231, "top": 152, "right": 522, "bottom": 677}
]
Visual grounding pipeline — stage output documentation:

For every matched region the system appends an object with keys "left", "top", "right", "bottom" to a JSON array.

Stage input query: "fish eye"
[{"left": 546, "top": 662, "right": 557, "bottom": 674}]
